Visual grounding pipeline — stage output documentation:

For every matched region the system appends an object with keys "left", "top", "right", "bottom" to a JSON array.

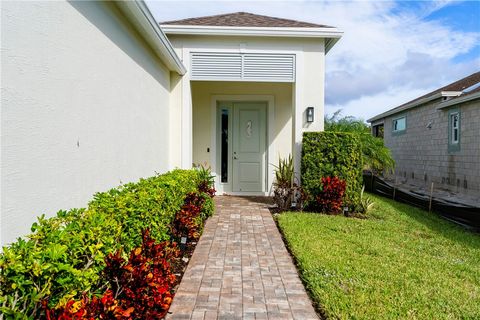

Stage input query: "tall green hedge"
[
  {"left": 301, "top": 132, "right": 363, "bottom": 209},
  {"left": 0, "top": 169, "right": 213, "bottom": 318}
]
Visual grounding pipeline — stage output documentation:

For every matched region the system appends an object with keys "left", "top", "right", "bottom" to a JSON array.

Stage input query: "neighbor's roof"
[
  {"left": 161, "top": 12, "right": 333, "bottom": 28},
  {"left": 368, "top": 71, "right": 480, "bottom": 122}
]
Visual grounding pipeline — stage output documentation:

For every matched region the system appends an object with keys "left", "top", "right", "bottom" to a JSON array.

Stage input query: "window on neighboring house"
[
  {"left": 392, "top": 116, "right": 406, "bottom": 134},
  {"left": 448, "top": 109, "right": 460, "bottom": 152},
  {"left": 451, "top": 113, "right": 459, "bottom": 144},
  {"left": 372, "top": 124, "right": 384, "bottom": 138}
]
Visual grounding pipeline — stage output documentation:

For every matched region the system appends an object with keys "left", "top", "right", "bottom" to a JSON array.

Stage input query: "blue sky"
[{"left": 146, "top": 0, "right": 480, "bottom": 120}]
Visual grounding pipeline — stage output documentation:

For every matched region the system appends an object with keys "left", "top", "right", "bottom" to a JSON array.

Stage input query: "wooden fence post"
[
  {"left": 393, "top": 176, "right": 397, "bottom": 200},
  {"left": 428, "top": 182, "right": 434, "bottom": 212}
]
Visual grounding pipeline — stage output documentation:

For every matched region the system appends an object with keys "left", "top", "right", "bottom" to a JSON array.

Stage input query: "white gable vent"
[
  {"left": 191, "top": 53, "right": 242, "bottom": 80},
  {"left": 190, "top": 53, "right": 295, "bottom": 82},
  {"left": 243, "top": 54, "right": 295, "bottom": 81}
]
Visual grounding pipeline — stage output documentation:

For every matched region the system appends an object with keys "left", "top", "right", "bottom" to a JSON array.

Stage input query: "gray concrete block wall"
[{"left": 382, "top": 98, "right": 480, "bottom": 197}]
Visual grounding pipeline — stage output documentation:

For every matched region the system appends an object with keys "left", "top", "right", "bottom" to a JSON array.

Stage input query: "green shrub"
[
  {"left": 0, "top": 169, "right": 209, "bottom": 319},
  {"left": 89, "top": 169, "right": 201, "bottom": 250},
  {"left": 200, "top": 193, "right": 215, "bottom": 221},
  {"left": 44, "top": 229, "right": 180, "bottom": 320},
  {"left": 301, "top": 132, "right": 363, "bottom": 211}
]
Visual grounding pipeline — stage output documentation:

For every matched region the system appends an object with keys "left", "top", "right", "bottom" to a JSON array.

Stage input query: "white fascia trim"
[
  {"left": 437, "top": 91, "right": 480, "bottom": 109},
  {"left": 161, "top": 25, "right": 343, "bottom": 53},
  {"left": 367, "top": 91, "right": 463, "bottom": 122},
  {"left": 116, "top": 1, "right": 186, "bottom": 75},
  {"left": 160, "top": 24, "right": 343, "bottom": 37},
  {"left": 440, "top": 91, "right": 463, "bottom": 97}
]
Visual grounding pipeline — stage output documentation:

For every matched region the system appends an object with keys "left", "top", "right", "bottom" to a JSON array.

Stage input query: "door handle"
[{"left": 233, "top": 155, "right": 238, "bottom": 160}]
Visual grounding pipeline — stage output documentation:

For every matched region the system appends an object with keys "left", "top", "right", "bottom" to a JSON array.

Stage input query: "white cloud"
[
  {"left": 417, "top": 0, "right": 458, "bottom": 19},
  {"left": 325, "top": 86, "right": 434, "bottom": 121},
  {"left": 321, "top": 0, "right": 480, "bottom": 119},
  {"left": 147, "top": 0, "right": 480, "bottom": 119}
]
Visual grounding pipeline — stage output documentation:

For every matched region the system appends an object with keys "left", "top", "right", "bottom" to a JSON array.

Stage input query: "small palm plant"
[
  {"left": 272, "top": 155, "right": 303, "bottom": 211},
  {"left": 358, "top": 186, "right": 374, "bottom": 214},
  {"left": 274, "top": 154, "right": 294, "bottom": 189},
  {"left": 194, "top": 163, "right": 216, "bottom": 197}
]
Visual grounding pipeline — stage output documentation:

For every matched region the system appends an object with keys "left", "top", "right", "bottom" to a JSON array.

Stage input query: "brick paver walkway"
[{"left": 167, "top": 196, "right": 318, "bottom": 320}]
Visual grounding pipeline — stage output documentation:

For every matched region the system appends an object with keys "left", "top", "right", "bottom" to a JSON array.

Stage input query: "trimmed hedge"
[
  {"left": 0, "top": 169, "right": 214, "bottom": 319},
  {"left": 301, "top": 132, "right": 363, "bottom": 210}
]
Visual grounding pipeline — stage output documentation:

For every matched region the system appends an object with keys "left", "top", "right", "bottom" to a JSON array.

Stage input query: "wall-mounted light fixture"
[{"left": 306, "top": 107, "right": 314, "bottom": 123}]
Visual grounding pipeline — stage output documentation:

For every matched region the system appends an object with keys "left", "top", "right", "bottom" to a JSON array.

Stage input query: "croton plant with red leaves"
[
  {"left": 315, "top": 176, "right": 347, "bottom": 214},
  {"left": 198, "top": 180, "right": 216, "bottom": 198},
  {"left": 44, "top": 230, "right": 179, "bottom": 320},
  {"left": 44, "top": 290, "right": 133, "bottom": 320},
  {"left": 171, "top": 192, "right": 205, "bottom": 242},
  {"left": 103, "top": 229, "right": 179, "bottom": 319}
]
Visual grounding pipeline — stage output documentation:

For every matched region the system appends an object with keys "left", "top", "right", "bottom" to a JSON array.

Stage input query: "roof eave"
[
  {"left": 161, "top": 25, "right": 343, "bottom": 50},
  {"left": 115, "top": 1, "right": 186, "bottom": 75},
  {"left": 437, "top": 91, "right": 480, "bottom": 109},
  {"left": 367, "top": 91, "right": 463, "bottom": 122}
]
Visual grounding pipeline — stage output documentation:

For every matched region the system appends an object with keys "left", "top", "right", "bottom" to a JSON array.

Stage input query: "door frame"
[{"left": 210, "top": 95, "right": 275, "bottom": 195}]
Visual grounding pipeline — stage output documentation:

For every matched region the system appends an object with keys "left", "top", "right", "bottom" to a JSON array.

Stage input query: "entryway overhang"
[
  {"left": 162, "top": 14, "right": 343, "bottom": 195},
  {"left": 177, "top": 46, "right": 319, "bottom": 195}
]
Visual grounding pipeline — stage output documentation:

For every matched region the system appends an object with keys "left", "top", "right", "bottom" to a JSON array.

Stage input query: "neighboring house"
[
  {"left": 368, "top": 72, "right": 480, "bottom": 201},
  {"left": 1, "top": 2, "right": 342, "bottom": 245}
]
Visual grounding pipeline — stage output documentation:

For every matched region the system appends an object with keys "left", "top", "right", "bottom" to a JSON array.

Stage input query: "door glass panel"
[
  {"left": 221, "top": 109, "right": 229, "bottom": 183},
  {"left": 239, "top": 110, "right": 260, "bottom": 153}
]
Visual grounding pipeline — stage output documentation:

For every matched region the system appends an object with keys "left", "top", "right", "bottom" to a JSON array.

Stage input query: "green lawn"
[{"left": 277, "top": 194, "right": 480, "bottom": 319}]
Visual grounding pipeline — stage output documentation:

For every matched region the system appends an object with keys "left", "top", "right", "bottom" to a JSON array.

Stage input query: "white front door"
[
  {"left": 217, "top": 101, "right": 267, "bottom": 193},
  {"left": 232, "top": 102, "right": 266, "bottom": 192}
]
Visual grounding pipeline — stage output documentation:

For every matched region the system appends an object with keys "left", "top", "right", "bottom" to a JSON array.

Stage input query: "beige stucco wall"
[
  {"left": 169, "top": 72, "right": 184, "bottom": 168},
  {"left": 300, "top": 41, "right": 326, "bottom": 132},
  {"left": 190, "top": 81, "right": 293, "bottom": 167},
  {"left": 167, "top": 34, "right": 326, "bottom": 177},
  {"left": 1, "top": 1, "right": 175, "bottom": 245}
]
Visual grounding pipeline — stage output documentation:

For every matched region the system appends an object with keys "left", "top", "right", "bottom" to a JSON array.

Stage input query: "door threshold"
[{"left": 222, "top": 191, "right": 270, "bottom": 196}]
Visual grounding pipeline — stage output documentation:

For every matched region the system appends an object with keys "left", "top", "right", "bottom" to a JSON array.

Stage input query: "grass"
[{"left": 277, "top": 193, "right": 480, "bottom": 319}]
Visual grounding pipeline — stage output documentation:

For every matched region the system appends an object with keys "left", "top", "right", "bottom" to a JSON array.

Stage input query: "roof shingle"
[{"left": 161, "top": 12, "right": 332, "bottom": 28}]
